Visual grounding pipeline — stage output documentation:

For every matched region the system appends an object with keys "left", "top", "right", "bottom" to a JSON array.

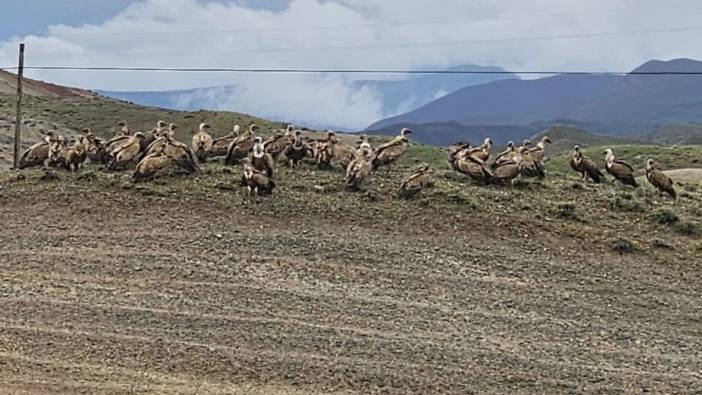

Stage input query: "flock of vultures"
[{"left": 16, "top": 120, "right": 678, "bottom": 199}]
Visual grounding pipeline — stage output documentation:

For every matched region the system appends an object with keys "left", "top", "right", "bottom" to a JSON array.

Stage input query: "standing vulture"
[
  {"left": 398, "top": 164, "right": 432, "bottom": 199},
  {"left": 491, "top": 147, "right": 525, "bottom": 186},
  {"left": 518, "top": 148, "right": 545, "bottom": 179},
  {"left": 109, "top": 132, "right": 145, "bottom": 170},
  {"left": 604, "top": 148, "right": 638, "bottom": 187},
  {"left": 346, "top": 148, "right": 373, "bottom": 191},
  {"left": 161, "top": 132, "right": 197, "bottom": 174},
  {"left": 331, "top": 138, "right": 357, "bottom": 170},
  {"left": 224, "top": 124, "right": 257, "bottom": 165},
  {"left": 283, "top": 130, "right": 308, "bottom": 168},
  {"left": 569, "top": 145, "right": 603, "bottom": 183},
  {"left": 192, "top": 123, "right": 214, "bottom": 163},
  {"left": 371, "top": 128, "right": 412, "bottom": 170},
  {"left": 18, "top": 132, "right": 54, "bottom": 169},
  {"left": 646, "top": 159, "right": 676, "bottom": 200},
  {"left": 357, "top": 135, "right": 372, "bottom": 158},
  {"left": 243, "top": 163, "right": 275, "bottom": 195},
  {"left": 211, "top": 124, "right": 240, "bottom": 157},
  {"left": 529, "top": 136, "right": 552, "bottom": 163},
  {"left": 491, "top": 141, "right": 516, "bottom": 167},
  {"left": 250, "top": 136, "right": 274, "bottom": 177},
  {"left": 451, "top": 152, "right": 492, "bottom": 184},
  {"left": 133, "top": 145, "right": 172, "bottom": 182}
]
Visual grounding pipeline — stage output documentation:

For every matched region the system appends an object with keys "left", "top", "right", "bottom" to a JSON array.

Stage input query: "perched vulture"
[
  {"left": 371, "top": 128, "right": 412, "bottom": 170},
  {"left": 224, "top": 124, "right": 257, "bottom": 165},
  {"left": 192, "top": 123, "right": 214, "bottom": 163},
  {"left": 283, "top": 130, "right": 308, "bottom": 167},
  {"left": 448, "top": 142, "right": 472, "bottom": 163},
  {"left": 604, "top": 148, "right": 638, "bottom": 187},
  {"left": 569, "top": 145, "right": 603, "bottom": 183},
  {"left": 250, "top": 137, "right": 274, "bottom": 177},
  {"left": 47, "top": 136, "right": 67, "bottom": 168},
  {"left": 346, "top": 148, "right": 373, "bottom": 190},
  {"left": 161, "top": 133, "right": 198, "bottom": 174},
  {"left": 312, "top": 131, "right": 336, "bottom": 169},
  {"left": 646, "top": 159, "right": 676, "bottom": 200},
  {"left": 243, "top": 163, "right": 275, "bottom": 195},
  {"left": 62, "top": 136, "right": 88, "bottom": 171},
  {"left": 18, "top": 133, "right": 54, "bottom": 169},
  {"left": 211, "top": 124, "right": 240, "bottom": 157},
  {"left": 398, "top": 164, "right": 432, "bottom": 199}
]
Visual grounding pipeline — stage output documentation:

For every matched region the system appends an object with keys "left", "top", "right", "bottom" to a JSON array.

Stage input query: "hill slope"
[{"left": 367, "top": 58, "right": 702, "bottom": 138}]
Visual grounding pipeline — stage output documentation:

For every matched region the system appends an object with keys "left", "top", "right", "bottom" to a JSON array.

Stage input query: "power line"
[
  {"left": 3, "top": 66, "right": 702, "bottom": 75},
  {"left": 19, "top": 25, "right": 702, "bottom": 59}
]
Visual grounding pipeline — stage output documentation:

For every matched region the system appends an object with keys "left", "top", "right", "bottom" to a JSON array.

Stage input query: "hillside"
[
  {"left": 1, "top": 140, "right": 701, "bottom": 393},
  {"left": 367, "top": 58, "right": 702, "bottom": 139},
  {"left": 530, "top": 125, "right": 641, "bottom": 154},
  {"left": 0, "top": 70, "right": 94, "bottom": 98},
  {"left": 639, "top": 123, "right": 702, "bottom": 145}
]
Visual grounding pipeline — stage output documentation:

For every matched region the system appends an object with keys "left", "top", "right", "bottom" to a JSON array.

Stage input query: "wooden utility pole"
[{"left": 13, "top": 43, "right": 25, "bottom": 170}]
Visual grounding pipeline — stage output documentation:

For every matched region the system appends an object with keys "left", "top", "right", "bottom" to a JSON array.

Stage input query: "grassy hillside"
[{"left": 530, "top": 125, "right": 640, "bottom": 154}]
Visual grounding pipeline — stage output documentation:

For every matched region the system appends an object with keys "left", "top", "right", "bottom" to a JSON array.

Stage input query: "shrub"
[
  {"left": 609, "top": 196, "right": 645, "bottom": 212},
  {"left": 651, "top": 208, "right": 679, "bottom": 225},
  {"left": 611, "top": 238, "right": 636, "bottom": 254},
  {"left": 674, "top": 221, "right": 702, "bottom": 237},
  {"left": 554, "top": 201, "right": 581, "bottom": 220}
]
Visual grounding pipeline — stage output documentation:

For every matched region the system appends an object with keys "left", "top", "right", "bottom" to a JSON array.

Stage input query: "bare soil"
[{"left": 0, "top": 165, "right": 701, "bottom": 394}]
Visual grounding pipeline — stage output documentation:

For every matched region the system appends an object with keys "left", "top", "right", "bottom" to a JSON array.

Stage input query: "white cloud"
[{"left": 1, "top": 0, "right": 702, "bottom": 129}]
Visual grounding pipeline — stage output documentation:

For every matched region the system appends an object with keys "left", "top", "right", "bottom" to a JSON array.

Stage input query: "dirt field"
[{"left": 0, "top": 164, "right": 701, "bottom": 394}]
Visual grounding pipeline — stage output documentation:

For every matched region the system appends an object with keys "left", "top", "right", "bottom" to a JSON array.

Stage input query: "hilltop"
[{"left": 367, "top": 58, "right": 702, "bottom": 143}]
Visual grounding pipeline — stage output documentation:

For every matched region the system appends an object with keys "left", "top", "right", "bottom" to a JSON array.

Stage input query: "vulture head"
[
  {"left": 400, "top": 128, "right": 412, "bottom": 137},
  {"left": 199, "top": 123, "right": 211, "bottom": 132},
  {"left": 522, "top": 139, "right": 532, "bottom": 147},
  {"left": 157, "top": 120, "right": 167, "bottom": 129},
  {"left": 249, "top": 124, "right": 259, "bottom": 133},
  {"left": 117, "top": 120, "right": 128, "bottom": 127},
  {"left": 243, "top": 163, "right": 255, "bottom": 179},
  {"left": 603, "top": 148, "right": 614, "bottom": 163},
  {"left": 233, "top": 124, "right": 241, "bottom": 134},
  {"left": 646, "top": 159, "right": 656, "bottom": 171},
  {"left": 286, "top": 124, "right": 294, "bottom": 133}
]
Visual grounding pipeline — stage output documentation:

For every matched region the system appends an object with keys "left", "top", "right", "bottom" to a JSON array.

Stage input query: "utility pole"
[{"left": 13, "top": 43, "right": 25, "bottom": 170}]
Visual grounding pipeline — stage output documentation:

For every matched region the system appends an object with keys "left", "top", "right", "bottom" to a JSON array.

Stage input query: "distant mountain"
[
  {"left": 369, "top": 121, "right": 537, "bottom": 147},
  {"left": 639, "top": 123, "right": 702, "bottom": 145},
  {"left": 99, "top": 64, "right": 517, "bottom": 128},
  {"left": 350, "top": 64, "right": 517, "bottom": 116},
  {"left": 366, "top": 58, "right": 702, "bottom": 143}
]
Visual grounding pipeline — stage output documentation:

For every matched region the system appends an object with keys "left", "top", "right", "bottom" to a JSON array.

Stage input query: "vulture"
[
  {"left": 398, "top": 164, "right": 432, "bottom": 199},
  {"left": 283, "top": 130, "right": 308, "bottom": 168},
  {"left": 133, "top": 145, "right": 172, "bottom": 182},
  {"left": 264, "top": 125, "right": 293, "bottom": 159},
  {"left": 346, "top": 148, "right": 373, "bottom": 191},
  {"left": 604, "top": 148, "right": 638, "bottom": 187},
  {"left": 160, "top": 132, "right": 197, "bottom": 174},
  {"left": 62, "top": 136, "right": 88, "bottom": 171},
  {"left": 210, "top": 124, "right": 240, "bottom": 157},
  {"left": 80, "top": 128, "right": 105, "bottom": 163},
  {"left": 243, "top": 163, "right": 275, "bottom": 195},
  {"left": 646, "top": 159, "right": 676, "bottom": 200},
  {"left": 569, "top": 145, "right": 603, "bottom": 183},
  {"left": 109, "top": 132, "right": 145, "bottom": 170},
  {"left": 451, "top": 153, "right": 492, "bottom": 184},
  {"left": 357, "top": 134, "right": 372, "bottom": 158},
  {"left": 518, "top": 148, "right": 545, "bottom": 179},
  {"left": 331, "top": 138, "right": 357, "bottom": 170},
  {"left": 18, "top": 132, "right": 54, "bottom": 169},
  {"left": 371, "top": 127, "right": 411, "bottom": 170},
  {"left": 529, "top": 136, "right": 552, "bottom": 163},
  {"left": 47, "top": 136, "right": 67, "bottom": 168},
  {"left": 192, "top": 123, "right": 214, "bottom": 163},
  {"left": 448, "top": 142, "right": 472, "bottom": 162},
  {"left": 491, "top": 141, "right": 516, "bottom": 167},
  {"left": 312, "top": 131, "right": 335, "bottom": 169},
  {"left": 250, "top": 136, "right": 274, "bottom": 177},
  {"left": 104, "top": 121, "right": 134, "bottom": 161},
  {"left": 224, "top": 124, "right": 257, "bottom": 165},
  {"left": 470, "top": 138, "right": 493, "bottom": 163},
  {"left": 491, "top": 147, "right": 525, "bottom": 186}
]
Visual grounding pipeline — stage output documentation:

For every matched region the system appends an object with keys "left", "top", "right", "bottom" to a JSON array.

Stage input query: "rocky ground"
[{"left": 0, "top": 159, "right": 701, "bottom": 394}]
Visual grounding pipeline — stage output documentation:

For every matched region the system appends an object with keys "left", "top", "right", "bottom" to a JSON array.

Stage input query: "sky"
[{"left": 1, "top": 0, "right": 701, "bottom": 129}]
